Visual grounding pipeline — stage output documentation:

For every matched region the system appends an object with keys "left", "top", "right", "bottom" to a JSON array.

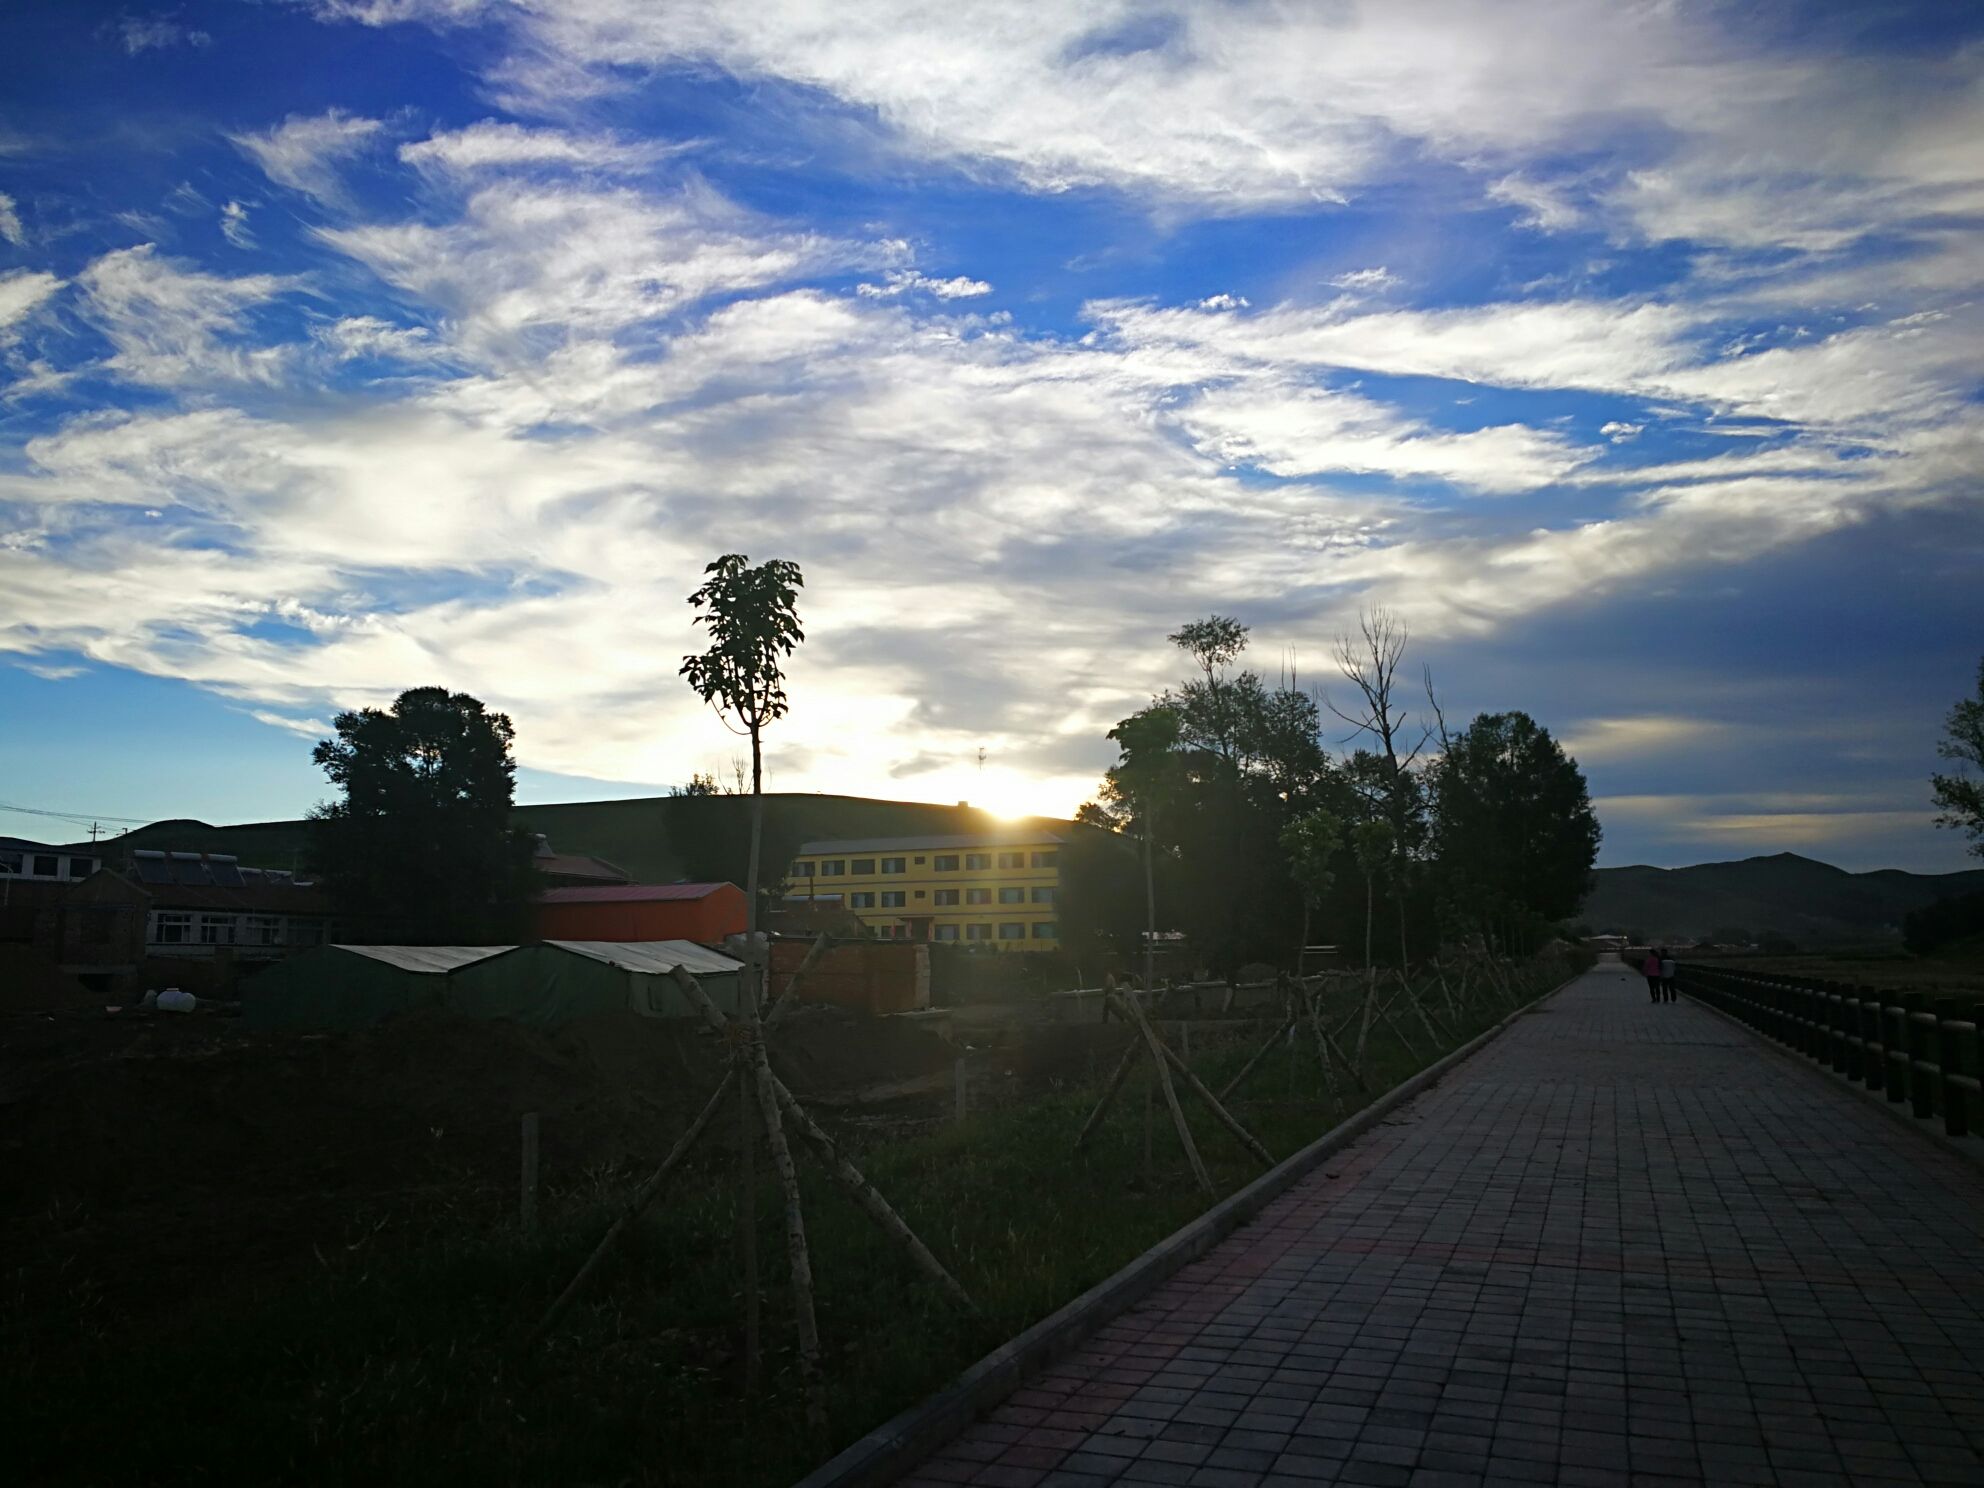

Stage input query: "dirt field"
[{"left": 1687, "top": 949, "right": 1984, "bottom": 996}]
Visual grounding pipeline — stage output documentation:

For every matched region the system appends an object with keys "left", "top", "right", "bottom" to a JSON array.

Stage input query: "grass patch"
[{"left": 8, "top": 953, "right": 1586, "bottom": 1486}]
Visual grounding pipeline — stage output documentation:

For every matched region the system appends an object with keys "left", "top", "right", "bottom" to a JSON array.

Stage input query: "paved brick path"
[{"left": 899, "top": 960, "right": 1984, "bottom": 1488}]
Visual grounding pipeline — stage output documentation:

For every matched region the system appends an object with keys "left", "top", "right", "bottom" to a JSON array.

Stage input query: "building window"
[
  {"left": 199, "top": 914, "right": 236, "bottom": 945},
  {"left": 243, "top": 915, "right": 283, "bottom": 946},
  {"left": 793, "top": 862, "right": 814, "bottom": 876},
  {"left": 934, "top": 924, "right": 960, "bottom": 942},
  {"left": 997, "top": 851, "right": 1023, "bottom": 869},
  {"left": 849, "top": 892, "right": 877, "bottom": 909},
  {"left": 68, "top": 856, "right": 97, "bottom": 879},
  {"left": 290, "top": 919, "right": 325, "bottom": 947},
  {"left": 965, "top": 852, "right": 991, "bottom": 870},
  {"left": 881, "top": 891, "right": 906, "bottom": 908},
  {"left": 818, "top": 860, "right": 845, "bottom": 877},
  {"left": 965, "top": 924, "right": 991, "bottom": 941},
  {"left": 850, "top": 858, "right": 875, "bottom": 875},
  {"left": 998, "top": 886, "right": 1025, "bottom": 904},
  {"left": 998, "top": 922, "right": 1026, "bottom": 941},
  {"left": 880, "top": 857, "right": 906, "bottom": 874},
  {"left": 1031, "top": 886, "right": 1056, "bottom": 904},
  {"left": 32, "top": 854, "right": 58, "bottom": 878},
  {"left": 153, "top": 911, "right": 193, "bottom": 945},
  {"left": 0, "top": 851, "right": 20, "bottom": 875},
  {"left": 966, "top": 887, "right": 991, "bottom": 905},
  {"left": 1031, "top": 851, "right": 1059, "bottom": 869},
  {"left": 933, "top": 889, "right": 960, "bottom": 906},
  {"left": 933, "top": 854, "right": 959, "bottom": 871},
  {"left": 892, "top": 924, "right": 909, "bottom": 940},
  {"left": 1033, "top": 922, "right": 1058, "bottom": 940}
]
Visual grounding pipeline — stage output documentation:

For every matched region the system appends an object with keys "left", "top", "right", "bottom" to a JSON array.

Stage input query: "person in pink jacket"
[{"left": 1640, "top": 949, "right": 1663, "bottom": 1002}]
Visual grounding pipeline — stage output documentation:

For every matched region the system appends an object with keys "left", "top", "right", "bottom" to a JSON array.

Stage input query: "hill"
[
  {"left": 106, "top": 793, "right": 1079, "bottom": 890},
  {"left": 1583, "top": 852, "right": 1984, "bottom": 946}
]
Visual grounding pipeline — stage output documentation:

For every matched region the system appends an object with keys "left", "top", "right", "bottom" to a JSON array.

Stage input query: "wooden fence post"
[{"left": 954, "top": 1058, "right": 968, "bottom": 1124}]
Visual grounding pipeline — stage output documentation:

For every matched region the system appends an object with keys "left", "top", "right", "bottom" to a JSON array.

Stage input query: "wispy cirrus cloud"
[{"left": 230, "top": 109, "right": 385, "bottom": 206}]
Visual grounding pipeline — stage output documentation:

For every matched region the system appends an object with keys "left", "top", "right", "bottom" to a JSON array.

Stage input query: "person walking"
[
  {"left": 1658, "top": 947, "right": 1678, "bottom": 1002},
  {"left": 1640, "top": 947, "right": 1663, "bottom": 1003}
]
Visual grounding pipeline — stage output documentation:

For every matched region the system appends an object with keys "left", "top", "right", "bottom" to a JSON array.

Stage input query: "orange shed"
[{"left": 533, "top": 883, "right": 747, "bottom": 945}]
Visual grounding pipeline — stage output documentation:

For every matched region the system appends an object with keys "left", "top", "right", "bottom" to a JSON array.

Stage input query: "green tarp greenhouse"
[{"left": 243, "top": 940, "right": 744, "bottom": 1031}]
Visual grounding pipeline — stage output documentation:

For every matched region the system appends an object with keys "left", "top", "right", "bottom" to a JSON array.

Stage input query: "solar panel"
[
  {"left": 134, "top": 856, "right": 171, "bottom": 884},
  {"left": 169, "top": 857, "right": 211, "bottom": 886},
  {"left": 209, "top": 860, "right": 244, "bottom": 888}
]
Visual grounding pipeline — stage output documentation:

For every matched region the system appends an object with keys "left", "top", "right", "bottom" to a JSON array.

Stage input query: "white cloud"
[
  {"left": 1486, "top": 173, "right": 1582, "bottom": 232},
  {"left": 399, "top": 120, "right": 685, "bottom": 175},
  {"left": 1330, "top": 267, "right": 1397, "bottom": 292},
  {"left": 0, "top": 269, "right": 63, "bottom": 338},
  {"left": 219, "top": 200, "right": 255, "bottom": 248},
  {"left": 855, "top": 269, "right": 992, "bottom": 300},
  {"left": 230, "top": 110, "right": 385, "bottom": 206},
  {"left": 74, "top": 245, "right": 294, "bottom": 386},
  {"left": 0, "top": 192, "right": 24, "bottom": 247},
  {"left": 117, "top": 17, "right": 212, "bottom": 53},
  {"left": 1562, "top": 716, "right": 1728, "bottom": 763},
  {"left": 1177, "top": 382, "right": 1597, "bottom": 493},
  {"left": 1600, "top": 421, "right": 1641, "bottom": 443},
  {"left": 312, "top": 314, "right": 442, "bottom": 361}
]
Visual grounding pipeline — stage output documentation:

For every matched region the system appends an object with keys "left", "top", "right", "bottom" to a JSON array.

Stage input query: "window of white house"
[
  {"left": 850, "top": 858, "right": 875, "bottom": 875},
  {"left": 997, "top": 851, "right": 1023, "bottom": 869},
  {"left": 1031, "top": 851, "right": 1059, "bottom": 869},
  {"left": 243, "top": 915, "right": 283, "bottom": 946},
  {"left": 881, "top": 891, "right": 906, "bottom": 908},
  {"left": 1031, "top": 886, "right": 1056, "bottom": 904},
  {"left": 966, "top": 887, "right": 991, "bottom": 904},
  {"left": 998, "top": 887, "right": 1025, "bottom": 904},
  {"left": 1033, "top": 922, "right": 1058, "bottom": 939},
  {"left": 934, "top": 924, "right": 960, "bottom": 942},
  {"left": 880, "top": 857, "right": 906, "bottom": 874},
  {"left": 154, "top": 911, "right": 193, "bottom": 944},
  {"left": 965, "top": 852, "right": 991, "bottom": 870},
  {"left": 290, "top": 919, "right": 325, "bottom": 946},
  {"left": 33, "top": 854, "right": 58, "bottom": 877},
  {"left": 0, "top": 851, "right": 22, "bottom": 874},
  {"left": 933, "top": 855, "right": 959, "bottom": 871},
  {"left": 933, "top": 889, "right": 960, "bottom": 906},
  {"left": 818, "top": 860, "right": 846, "bottom": 876},
  {"left": 965, "top": 924, "right": 991, "bottom": 941},
  {"left": 849, "top": 892, "right": 877, "bottom": 909},
  {"left": 199, "top": 914, "right": 235, "bottom": 945},
  {"left": 68, "top": 856, "right": 96, "bottom": 879},
  {"left": 998, "top": 922, "right": 1026, "bottom": 940}
]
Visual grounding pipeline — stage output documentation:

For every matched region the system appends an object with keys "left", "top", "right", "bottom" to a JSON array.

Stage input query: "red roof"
[{"left": 537, "top": 882, "right": 737, "bottom": 904}]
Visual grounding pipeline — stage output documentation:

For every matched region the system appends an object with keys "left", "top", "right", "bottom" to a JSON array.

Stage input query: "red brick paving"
[{"left": 894, "top": 960, "right": 1984, "bottom": 1487}]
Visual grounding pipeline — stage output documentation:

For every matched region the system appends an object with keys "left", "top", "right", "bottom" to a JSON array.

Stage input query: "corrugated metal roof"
[
  {"left": 795, "top": 831, "right": 1067, "bottom": 855},
  {"left": 331, "top": 945, "right": 511, "bottom": 973},
  {"left": 537, "top": 882, "right": 734, "bottom": 904},
  {"left": 545, "top": 940, "right": 744, "bottom": 976}
]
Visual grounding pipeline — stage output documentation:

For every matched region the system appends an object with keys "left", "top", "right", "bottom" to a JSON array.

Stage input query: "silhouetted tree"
[
  {"left": 309, "top": 686, "right": 537, "bottom": 943},
  {"left": 1931, "top": 657, "right": 1984, "bottom": 858},
  {"left": 1430, "top": 710, "right": 1601, "bottom": 941}
]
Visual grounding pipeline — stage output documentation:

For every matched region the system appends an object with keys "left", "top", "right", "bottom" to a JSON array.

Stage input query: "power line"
[{"left": 0, "top": 800, "right": 153, "bottom": 832}]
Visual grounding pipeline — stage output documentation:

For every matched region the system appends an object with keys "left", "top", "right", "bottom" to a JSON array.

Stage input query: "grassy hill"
[
  {"left": 1584, "top": 852, "right": 1984, "bottom": 946},
  {"left": 106, "top": 793, "right": 1078, "bottom": 890}
]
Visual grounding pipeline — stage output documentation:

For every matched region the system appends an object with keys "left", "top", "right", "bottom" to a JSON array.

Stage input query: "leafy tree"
[
  {"left": 1931, "top": 657, "right": 1984, "bottom": 857},
  {"left": 681, "top": 553, "right": 806, "bottom": 932},
  {"left": 1105, "top": 703, "right": 1184, "bottom": 988},
  {"left": 1430, "top": 710, "right": 1602, "bottom": 939},
  {"left": 671, "top": 771, "right": 721, "bottom": 797},
  {"left": 309, "top": 686, "right": 538, "bottom": 943}
]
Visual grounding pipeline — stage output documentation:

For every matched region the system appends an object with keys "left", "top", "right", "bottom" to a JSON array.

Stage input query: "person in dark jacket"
[
  {"left": 1640, "top": 948, "right": 1663, "bottom": 1002},
  {"left": 1658, "top": 948, "right": 1678, "bottom": 1002}
]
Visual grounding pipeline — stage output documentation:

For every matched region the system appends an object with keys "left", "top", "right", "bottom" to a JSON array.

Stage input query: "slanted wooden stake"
[
  {"left": 529, "top": 1068, "right": 737, "bottom": 1345},
  {"left": 744, "top": 1033, "right": 827, "bottom": 1434},
  {"left": 1109, "top": 990, "right": 1213, "bottom": 1197},
  {"left": 1216, "top": 1013, "right": 1294, "bottom": 1103},
  {"left": 1155, "top": 1039, "right": 1272, "bottom": 1169},
  {"left": 772, "top": 1080, "right": 978, "bottom": 1317},
  {"left": 1075, "top": 1038, "right": 1142, "bottom": 1152}
]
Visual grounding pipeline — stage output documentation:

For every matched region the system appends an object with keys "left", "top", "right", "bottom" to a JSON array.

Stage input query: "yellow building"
[{"left": 786, "top": 830, "right": 1065, "bottom": 950}]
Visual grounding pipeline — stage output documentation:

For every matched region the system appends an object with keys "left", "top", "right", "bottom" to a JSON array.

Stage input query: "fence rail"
[{"left": 1677, "top": 962, "right": 1983, "bottom": 1141}]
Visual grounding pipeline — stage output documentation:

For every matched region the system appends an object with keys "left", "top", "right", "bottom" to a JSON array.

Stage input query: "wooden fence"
[{"left": 1677, "top": 962, "right": 1983, "bottom": 1139}]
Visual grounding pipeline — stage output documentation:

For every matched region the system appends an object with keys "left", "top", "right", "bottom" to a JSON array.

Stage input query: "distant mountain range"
[{"left": 1583, "top": 852, "right": 1984, "bottom": 946}]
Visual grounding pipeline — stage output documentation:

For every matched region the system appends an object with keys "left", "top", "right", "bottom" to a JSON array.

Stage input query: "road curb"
[
  {"left": 1684, "top": 990, "right": 1984, "bottom": 1174},
  {"left": 790, "top": 966, "right": 1587, "bottom": 1488}
]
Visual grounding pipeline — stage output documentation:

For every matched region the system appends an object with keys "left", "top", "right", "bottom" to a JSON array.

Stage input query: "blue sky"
[{"left": 2, "top": 0, "right": 1980, "bottom": 870}]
